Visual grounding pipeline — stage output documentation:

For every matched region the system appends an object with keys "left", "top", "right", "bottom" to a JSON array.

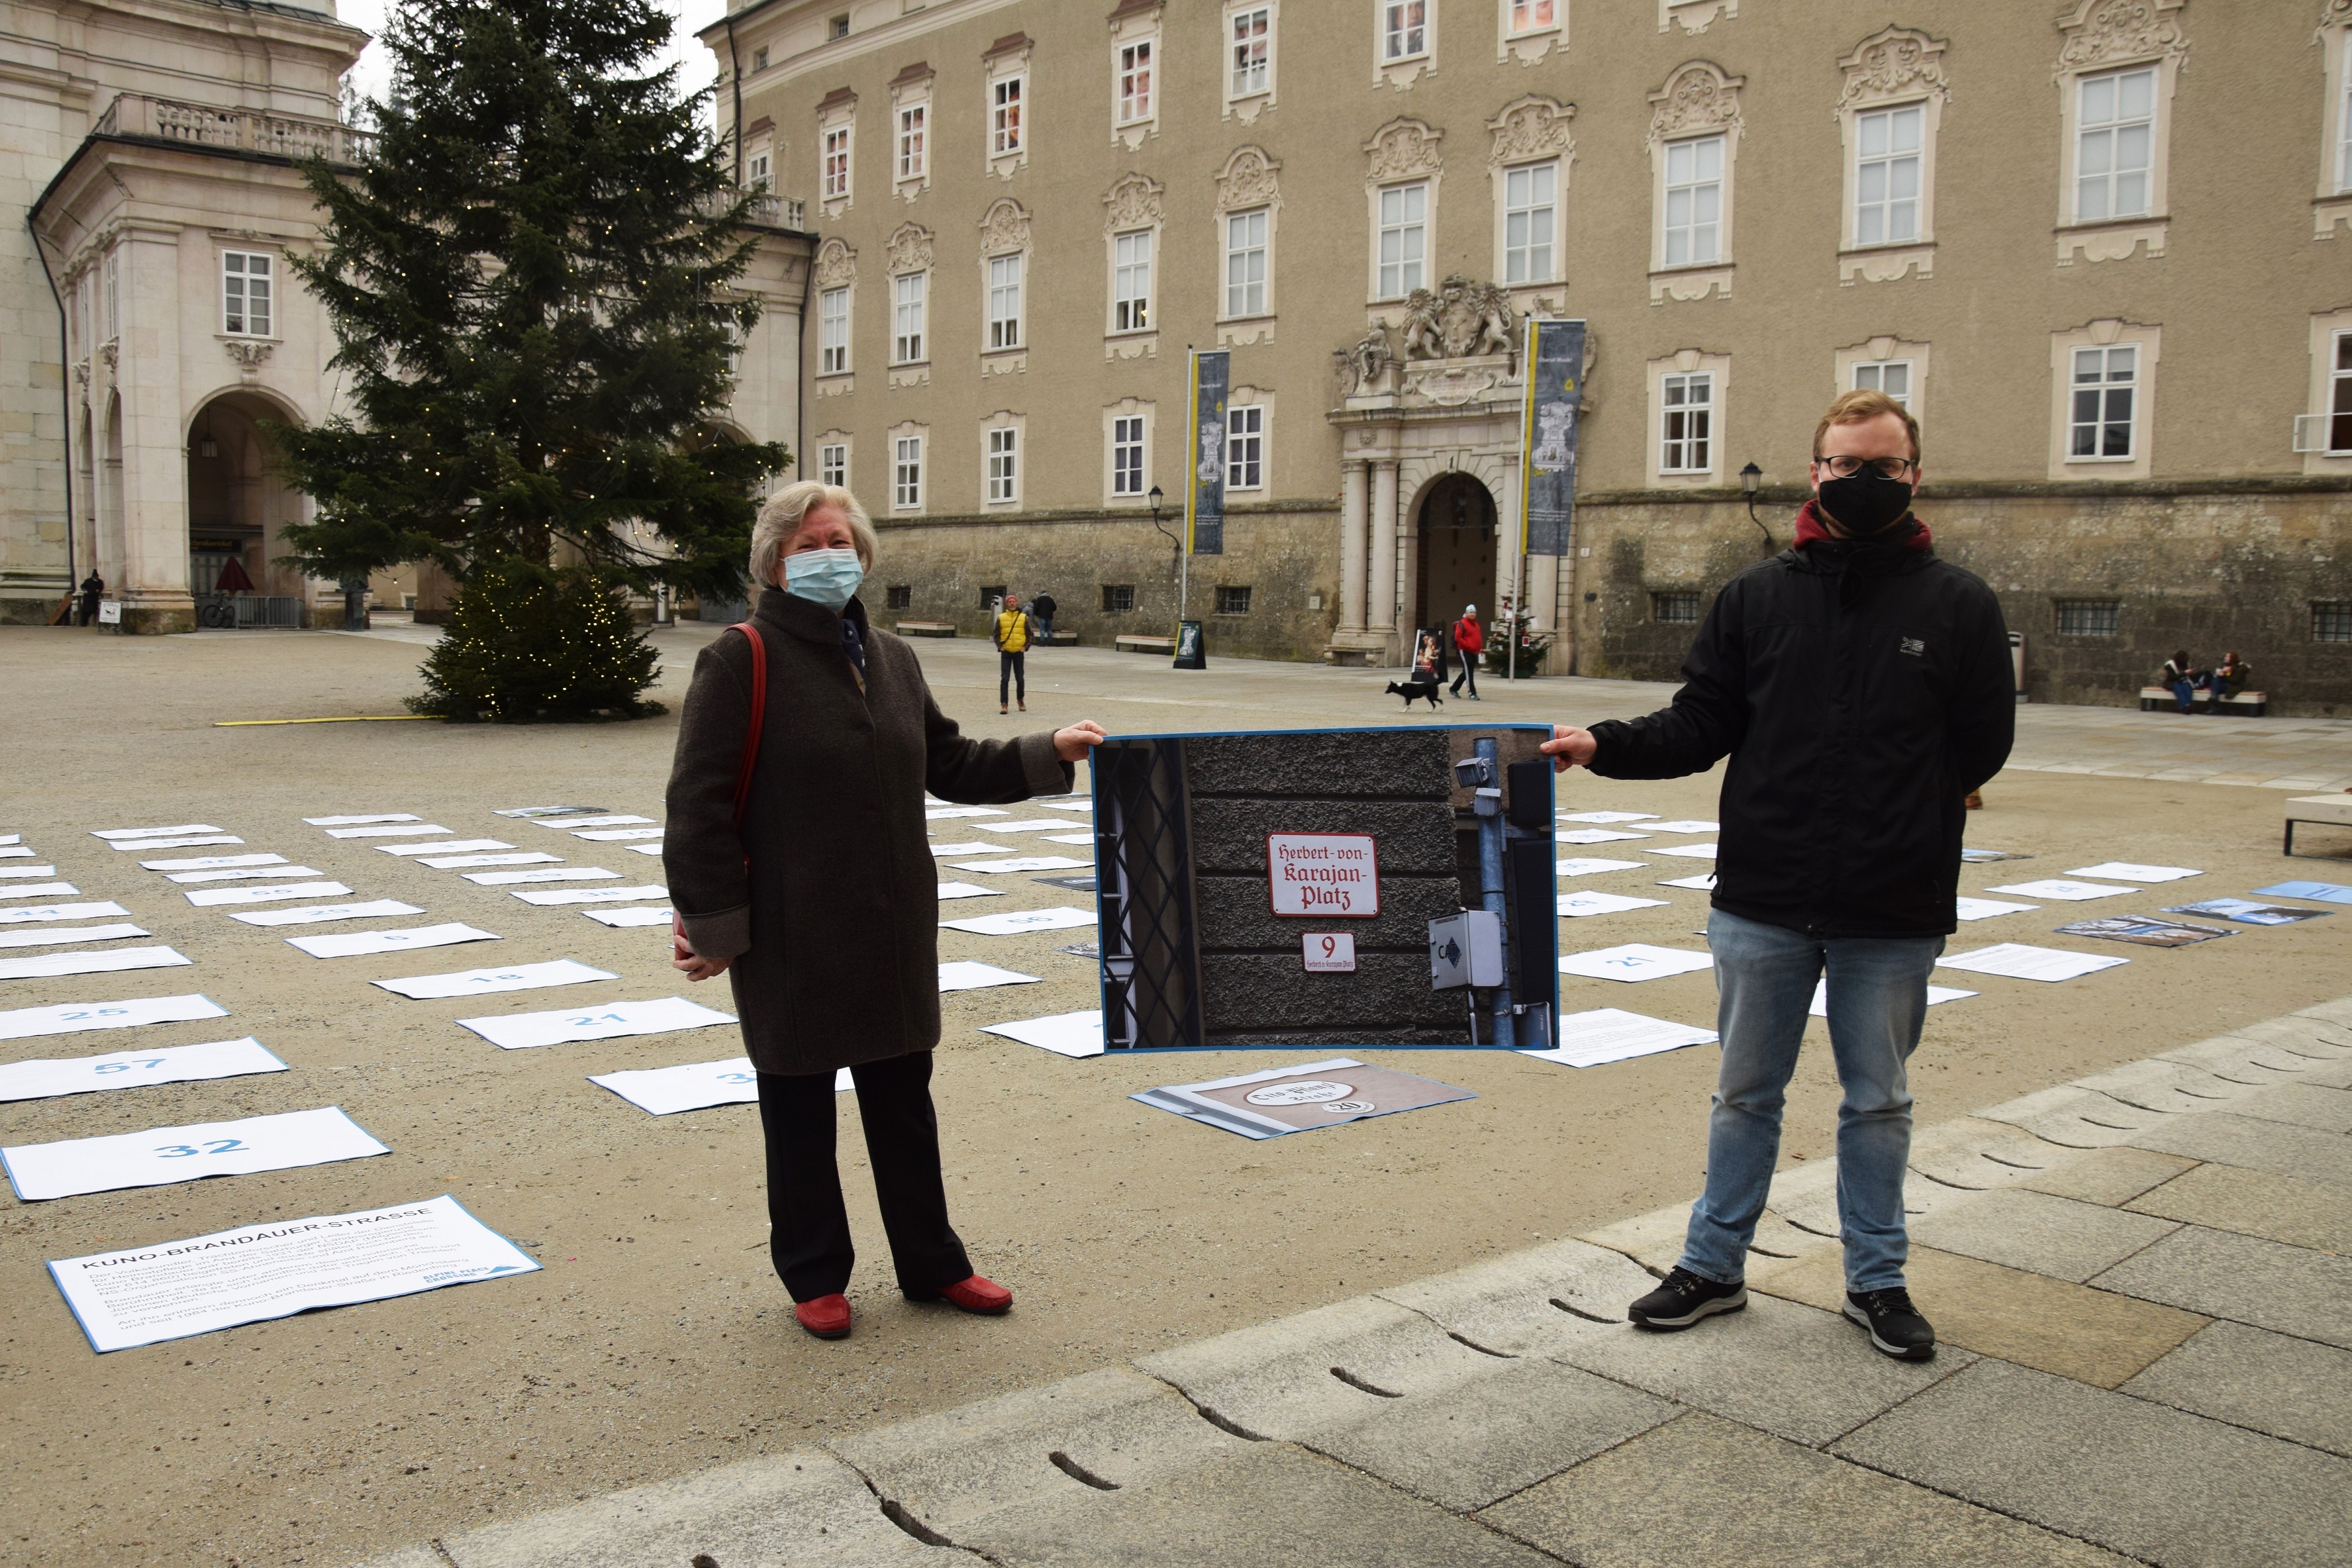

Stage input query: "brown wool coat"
[{"left": 662, "top": 588, "right": 1072, "bottom": 1075}]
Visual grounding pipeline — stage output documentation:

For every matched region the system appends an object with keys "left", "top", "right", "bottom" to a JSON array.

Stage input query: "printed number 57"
[{"left": 154, "top": 1138, "right": 249, "bottom": 1158}]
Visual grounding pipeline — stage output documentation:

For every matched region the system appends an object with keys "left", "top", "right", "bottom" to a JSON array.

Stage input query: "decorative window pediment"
[
  {"left": 2055, "top": 0, "right": 2188, "bottom": 76},
  {"left": 1837, "top": 26, "right": 1950, "bottom": 112},
  {"left": 885, "top": 222, "right": 934, "bottom": 275},
  {"left": 1365, "top": 117, "right": 1444, "bottom": 183},
  {"left": 979, "top": 198, "right": 1032, "bottom": 255},
  {"left": 1646, "top": 61, "right": 1743, "bottom": 149},
  {"left": 1488, "top": 94, "right": 1575, "bottom": 167},
  {"left": 814, "top": 238, "right": 857, "bottom": 289},
  {"left": 1102, "top": 171, "right": 1166, "bottom": 235},
  {"left": 1216, "top": 145, "right": 1282, "bottom": 212}
]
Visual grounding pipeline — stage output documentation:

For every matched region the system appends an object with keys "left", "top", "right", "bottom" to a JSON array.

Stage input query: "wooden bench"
[
  {"left": 2285, "top": 794, "right": 2352, "bottom": 857},
  {"left": 2137, "top": 686, "right": 2268, "bottom": 717},
  {"left": 1044, "top": 630, "right": 1080, "bottom": 646},
  {"left": 894, "top": 621, "right": 956, "bottom": 638},
  {"left": 1113, "top": 634, "right": 1176, "bottom": 655}
]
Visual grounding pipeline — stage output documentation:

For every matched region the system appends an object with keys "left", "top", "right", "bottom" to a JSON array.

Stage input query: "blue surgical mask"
[{"left": 783, "top": 547, "right": 864, "bottom": 611}]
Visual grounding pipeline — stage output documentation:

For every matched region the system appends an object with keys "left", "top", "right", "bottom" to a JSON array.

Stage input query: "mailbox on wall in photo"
[{"left": 1091, "top": 725, "right": 1558, "bottom": 1049}]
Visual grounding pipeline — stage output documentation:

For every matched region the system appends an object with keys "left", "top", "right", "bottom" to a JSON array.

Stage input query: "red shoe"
[
  {"left": 909, "top": 1274, "right": 1013, "bottom": 1315},
  {"left": 794, "top": 1293, "right": 852, "bottom": 1339}
]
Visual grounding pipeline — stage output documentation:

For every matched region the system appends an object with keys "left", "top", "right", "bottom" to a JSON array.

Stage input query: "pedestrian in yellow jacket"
[{"left": 993, "top": 593, "right": 1034, "bottom": 712}]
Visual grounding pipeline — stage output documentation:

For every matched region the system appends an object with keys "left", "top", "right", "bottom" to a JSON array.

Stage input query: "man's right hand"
[{"left": 1539, "top": 725, "right": 1598, "bottom": 772}]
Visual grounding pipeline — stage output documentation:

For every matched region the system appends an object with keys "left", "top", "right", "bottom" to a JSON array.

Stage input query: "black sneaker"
[
  {"left": 1628, "top": 1266, "right": 1748, "bottom": 1330},
  {"left": 1844, "top": 1287, "right": 1936, "bottom": 1360}
]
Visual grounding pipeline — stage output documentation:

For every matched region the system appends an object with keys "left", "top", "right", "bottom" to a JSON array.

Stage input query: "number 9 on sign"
[{"left": 1303, "top": 932, "right": 1356, "bottom": 973}]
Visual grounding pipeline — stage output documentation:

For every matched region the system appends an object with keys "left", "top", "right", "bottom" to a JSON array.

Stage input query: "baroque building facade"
[{"left": 706, "top": 0, "right": 2352, "bottom": 711}]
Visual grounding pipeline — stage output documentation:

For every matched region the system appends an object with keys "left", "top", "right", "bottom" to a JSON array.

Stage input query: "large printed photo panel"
[{"left": 1092, "top": 725, "right": 1558, "bottom": 1050}]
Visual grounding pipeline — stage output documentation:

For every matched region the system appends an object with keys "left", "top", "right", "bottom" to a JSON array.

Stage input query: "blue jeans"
[
  {"left": 1679, "top": 909, "right": 1944, "bottom": 1294},
  {"left": 2170, "top": 678, "right": 2197, "bottom": 712}
]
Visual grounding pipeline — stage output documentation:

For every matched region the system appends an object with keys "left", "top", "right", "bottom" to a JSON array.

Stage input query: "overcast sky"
[{"left": 334, "top": 1, "right": 731, "bottom": 120}]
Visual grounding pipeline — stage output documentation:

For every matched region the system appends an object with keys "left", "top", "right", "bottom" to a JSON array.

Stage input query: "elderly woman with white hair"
[{"left": 663, "top": 480, "right": 1104, "bottom": 1342}]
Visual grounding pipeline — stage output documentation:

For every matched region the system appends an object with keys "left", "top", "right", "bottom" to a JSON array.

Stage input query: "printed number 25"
[{"left": 154, "top": 1138, "right": 249, "bottom": 1158}]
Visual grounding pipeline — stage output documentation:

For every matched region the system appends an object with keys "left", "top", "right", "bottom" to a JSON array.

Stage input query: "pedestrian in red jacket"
[{"left": 1449, "top": 606, "right": 1484, "bottom": 699}]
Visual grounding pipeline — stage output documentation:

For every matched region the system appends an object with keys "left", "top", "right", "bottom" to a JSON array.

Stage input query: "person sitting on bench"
[
  {"left": 2161, "top": 651, "right": 2202, "bottom": 713},
  {"left": 2202, "top": 651, "right": 2251, "bottom": 708}
]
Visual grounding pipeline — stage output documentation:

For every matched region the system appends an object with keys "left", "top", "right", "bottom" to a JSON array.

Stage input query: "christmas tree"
[{"left": 274, "top": 0, "right": 786, "bottom": 719}]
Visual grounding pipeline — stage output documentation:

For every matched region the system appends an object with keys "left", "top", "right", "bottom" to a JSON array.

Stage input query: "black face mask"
[{"left": 1818, "top": 472, "right": 1914, "bottom": 536}]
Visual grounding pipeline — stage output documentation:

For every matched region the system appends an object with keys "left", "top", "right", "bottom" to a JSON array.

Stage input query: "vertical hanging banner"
[
  {"left": 1188, "top": 348, "right": 1229, "bottom": 557},
  {"left": 1520, "top": 318, "right": 1588, "bottom": 557}
]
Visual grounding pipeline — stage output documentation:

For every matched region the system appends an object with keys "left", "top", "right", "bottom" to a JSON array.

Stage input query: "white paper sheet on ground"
[
  {"left": 940, "top": 906, "right": 1096, "bottom": 936},
  {"left": 46, "top": 1194, "right": 538, "bottom": 1354},
  {"left": 228, "top": 899, "right": 425, "bottom": 927},
  {"left": 938, "top": 961, "right": 1041, "bottom": 992},
  {"left": 1652, "top": 843, "right": 1720, "bottom": 860},
  {"left": 1557, "top": 890, "right": 1671, "bottom": 918},
  {"left": 1522, "top": 1008, "right": 1718, "bottom": 1068},
  {"left": 531, "top": 814, "right": 652, "bottom": 830},
  {"left": 302, "top": 814, "right": 420, "bottom": 826},
  {"left": 936, "top": 882, "right": 1002, "bottom": 900},
  {"left": 1644, "top": 821, "right": 1722, "bottom": 835},
  {"left": 572, "top": 827, "right": 663, "bottom": 841},
  {"left": 925, "top": 806, "right": 1007, "bottom": 821},
  {"left": 0, "top": 923, "right": 148, "bottom": 949},
  {"left": 463, "top": 867, "right": 615, "bottom": 885},
  {"left": 964, "top": 819, "right": 1091, "bottom": 834},
  {"left": 372, "top": 958, "right": 617, "bottom": 1001},
  {"left": 1808, "top": 980, "right": 1976, "bottom": 1019},
  {"left": 0, "top": 993, "right": 226, "bottom": 1041},
  {"left": 581, "top": 906, "right": 674, "bottom": 927},
  {"left": 0, "top": 834, "right": 15, "bottom": 844},
  {"left": 627, "top": 844, "right": 665, "bottom": 857},
  {"left": 1559, "top": 943, "right": 1715, "bottom": 983},
  {"left": 591, "top": 1057, "right": 763, "bottom": 1115},
  {"left": 1955, "top": 896, "right": 2038, "bottom": 921},
  {"left": 1559, "top": 828, "right": 1652, "bottom": 844},
  {"left": 112, "top": 835, "right": 240, "bottom": 851},
  {"left": 1658, "top": 874, "right": 1718, "bottom": 891},
  {"left": 380, "top": 840, "right": 512, "bottom": 857},
  {"left": 421, "top": 853, "right": 561, "bottom": 870},
  {"left": 979, "top": 1009, "right": 1104, "bottom": 1058},
  {"left": 948, "top": 856, "right": 1092, "bottom": 874},
  {"left": 455, "top": 994, "right": 736, "bottom": 1050},
  {"left": 2065, "top": 862, "right": 2202, "bottom": 883},
  {"left": 1558, "top": 811, "right": 1658, "bottom": 825},
  {"left": 1984, "top": 879, "right": 2137, "bottom": 902},
  {"left": 0, "top": 1036, "right": 286, "bottom": 1103},
  {"left": 94, "top": 825, "right": 224, "bottom": 840},
  {"left": 1558, "top": 857, "right": 1647, "bottom": 878},
  {"left": 494, "top": 805, "right": 606, "bottom": 819},
  {"left": 512, "top": 884, "right": 666, "bottom": 906},
  {"left": 286, "top": 923, "right": 500, "bottom": 958},
  {"left": 0, "top": 945, "right": 191, "bottom": 981},
  {"left": 169, "top": 865, "right": 325, "bottom": 884},
  {"left": 0, "top": 901, "right": 130, "bottom": 925},
  {"left": 1937, "top": 943, "right": 2131, "bottom": 983},
  {"left": 0, "top": 882, "right": 76, "bottom": 901},
  {"left": 324, "top": 824, "right": 452, "bottom": 839},
  {"left": 0, "top": 865, "right": 60, "bottom": 878},
  {"left": 1039, "top": 800, "right": 1092, "bottom": 813},
  {"left": 3, "top": 1105, "right": 387, "bottom": 1201},
  {"left": 0, "top": 847, "right": 33, "bottom": 857},
  {"left": 140, "top": 852, "right": 285, "bottom": 872},
  {"left": 930, "top": 840, "right": 1014, "bottom": 857},
  {"left": 1134, "top": 1057, "right": 1476, "bottom": 1139},
  {"left": 1039, "top": 833, "right": 1096, "bottom": 847},
  {"left": 186, "top": 881, "right": 351, "bottom": 907}
]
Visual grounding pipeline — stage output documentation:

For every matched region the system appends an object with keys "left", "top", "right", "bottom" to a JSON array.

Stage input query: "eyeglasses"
[{"left": 1816, "top": 455, "right": 1917, "bottom": 480}]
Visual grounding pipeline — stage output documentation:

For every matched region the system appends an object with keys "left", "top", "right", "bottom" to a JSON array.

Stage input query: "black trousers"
[
  {"left": 999, "top": 651, "right": 1026, "bottom": 704},
  {"left": 1451, "top": 652, "right": 1478, "bottom": 695},
  {"left": 755, "top": 1051, "right": 971, "bottom": 1302}
]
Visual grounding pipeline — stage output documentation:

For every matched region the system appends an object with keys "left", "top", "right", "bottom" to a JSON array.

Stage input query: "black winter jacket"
[{"left": 1587, "top": 528, "right": 2014, "bottom": 938}]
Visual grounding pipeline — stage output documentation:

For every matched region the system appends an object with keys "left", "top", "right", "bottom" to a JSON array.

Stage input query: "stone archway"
[
  {"left": 1414, "top": 470, "right": 1497, "bottom": 632},
  {"left": 185, "top": 389, "right": 305, "bottom": 624}
]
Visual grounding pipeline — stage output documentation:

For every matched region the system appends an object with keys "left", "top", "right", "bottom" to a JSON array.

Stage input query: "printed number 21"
[{"left": 154, "top": 1138, "right": 249, "bottom": 1158}]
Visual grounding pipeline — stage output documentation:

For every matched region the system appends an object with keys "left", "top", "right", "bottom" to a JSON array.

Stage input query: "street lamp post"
[
  {"left": 1739, "top": 461, "right": 1771, "bottom": 547},
  {"left": 1147, "top": 483, "right": 1185, "bottom": 627}
]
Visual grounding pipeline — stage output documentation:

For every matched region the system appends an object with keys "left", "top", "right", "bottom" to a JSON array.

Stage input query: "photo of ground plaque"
[{"left": 1091, "top": 725, "right": 1558, "bottom": 1049}]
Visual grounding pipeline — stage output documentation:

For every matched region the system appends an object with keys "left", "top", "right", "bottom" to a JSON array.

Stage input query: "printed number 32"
[{"left": 154, "top": 1138, "right": 248, "bottom": 1158}]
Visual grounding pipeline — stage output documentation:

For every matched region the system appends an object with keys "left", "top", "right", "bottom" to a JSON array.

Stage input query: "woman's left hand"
[{"left": 1053, "top": 720, "right": 1107, "bottom": 762}]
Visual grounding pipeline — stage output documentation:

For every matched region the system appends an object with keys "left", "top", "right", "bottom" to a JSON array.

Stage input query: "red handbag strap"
[{"left": 730, "top": 622, "right": 767, "bottom": 829}]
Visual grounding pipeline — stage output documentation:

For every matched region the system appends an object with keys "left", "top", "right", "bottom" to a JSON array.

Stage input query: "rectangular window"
[
  {"left": 1111, "top": 415, "right": 1146, "bottom": 495},
  {"left": 819, "top": 443, "right": 847, "bottom": 486},
  {"left": 1224, "top": 210, "right": 1268, "bottom": 318},
  {"left": 819, "top": 287, "right": 849, "bottom": 374},
  {"left": 1854, "top": 104, "right": 1922, "bottom": 247},
  {"left": 886, "top": 584, "right": 912, "bottom": 610},
  {"left": 1377, "top": 182, "right": 1427, "bottom": 299},
  {"left": 747, "top": 151, "right": 772, "bottom": 191},
  {"left": 987, "top": 253, "right": 1023, "bottom": 350},
  {"left": 896, "top": 104, "right": 926, "bottom": 180},
  {"left": 2075, "top": 67, "right": 2155, "bottom": 222},
  {"left": 2313, "top": 601, "right": 2352, "bottom": 642},
  {"left": 1226, "top": 404, "right": 1264, "bottom": 489},
  {"left": 1232, "top": 7, "right": 1271, "bottom": 97},
  {"left": 821, "top": 126, "right": 851, "bottom": 200},
  {"left": 1663, "top": 136, "right": 1723, "bottom": 267},
  {"left": 1504, "top": 163, "right": 1556, "bottom": 284},
  {"left": 987, "top": 427, "right": 1018, "bottom": 503},
  {"left": 2330, "top": 330, "right": 2352, "bottom": 454},
  {"left": 894, "top": 434, "right": 923, "bottom": 509},
  {"left": 1651, "top": 591, "right": 1701, "bottom": 624},
  {"left": 892, "top": 272, "right": 926, "bottom": 363},
  {"left": 1852, "top": 359, "right": 1912, "bottom": 405},
  {"left": 1509, "top": 0, "right": 1555, "bottom": 31},
  {"left": 753, "top": 47, "right": 769, "bottom": 71},
  {"left": 1102, "top": 583, "right": 1136, "bottom": 612},
  {"left": 828, "top": 13, "right": 849, "bottom": 39},
  {"left": 1215, "top": 585, "right": 1253, "bottom": 615},
  {"left": 992, "top": 76, "right": 1023, "bottom": 154},
  {"left": 2055, "top": 599, "right": 2120, "bottom": 638},
  {"left": 1113, "top": 230, "right": 1152, "bottom": 333},
  {"left": 2068, "top": 344, "right": 2137, "bottom": 460},
  {"left": 1383, "top": 0, "right": 1427, "bottom": 60},
  {"left": 1119, "top": 40, "right": 1154, "bottom": 123},
  {"left": 1659, "top": 372, "right": 1712, "bottom": 474},
  {"left": 221, "top": 251, "right": 272, "bottom": 337}
]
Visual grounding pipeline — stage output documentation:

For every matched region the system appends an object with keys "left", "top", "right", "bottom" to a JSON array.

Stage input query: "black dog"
[{"left": 1385, "top": 676, "right": 1444, "bottom": 710}]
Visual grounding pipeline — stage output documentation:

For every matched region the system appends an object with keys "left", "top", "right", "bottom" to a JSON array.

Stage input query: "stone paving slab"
[
  {"left": 2295, "top": 998, "right": 2352, "bottom": 1029},
  {"left": 1755, "top": 1247, "right": 2206, "bottom": 1390},
  {"left": 2223, "top": 1082, "right": 2352, "bottom": 1133},
  {"left": 2015, "top": 1145, "right": 2198, "bottom": 1207},
  {"left": 1374, "top": 1235, "right": 1655, "bottom": 1356},
  {"left": 1481, "top": 1411, "right": 2134, "bottom": 1568},
  {"left": 1906, "top": 1117, "right": 2094, "bottom": 1192},
  {"left": 2122, "top": 1320, "right": 2352, "bottom": 1460},
  {"left": 2123, "top": 1111, "right": 2352, "bottom": 1186},
  {"left": 2124, "top": 1162, "right": 2352, "bottom": 1252},
  {"left": 2220, "top": 1013, "right": 2352, "bottom": 1054},
  {"left": 1906, "top": 1188, "right": 2179, "bottom": 1283},
  {"left": 2090, "top": 1225, "right": 2352, "bottom": 1350},
  {"left": 1972, "top": 1085, "right": 2173, "bottom": 1149},
  {"left": 1832, "top": 1358, "right": 2352, "bottom": 1568},
  {"left": 2071, "top": 1056, "right": 2262, "bottom": 1115}
]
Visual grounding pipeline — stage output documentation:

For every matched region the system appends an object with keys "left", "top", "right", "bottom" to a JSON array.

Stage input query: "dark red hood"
[{"left": 1794, "top": 497, "right": 1932, "bottom": 551}]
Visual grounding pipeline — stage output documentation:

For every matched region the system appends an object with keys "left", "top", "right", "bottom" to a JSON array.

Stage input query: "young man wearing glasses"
[{"left": 1541, "top": 389, "right": 2014, "bottom": 1361}]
